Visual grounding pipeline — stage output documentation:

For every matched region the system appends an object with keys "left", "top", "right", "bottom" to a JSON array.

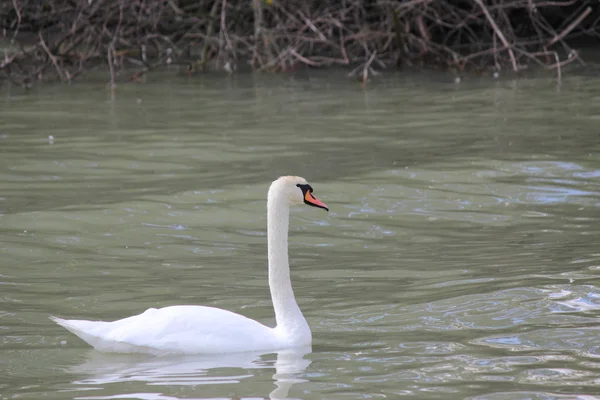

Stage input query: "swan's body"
[
  {"left": 52, "top": 306, "right": 282, "bottom": 355},
  {"left": 51, "top": 176, "right": 328, "bottom": 355}
]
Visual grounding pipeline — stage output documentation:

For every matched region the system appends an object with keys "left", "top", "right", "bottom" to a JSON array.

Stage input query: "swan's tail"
[
  {"left": 50, "top": 316, "right": 162, "bottom": 354},
  {"left": 50, "top": 316, "right": 118, "bottom": 351},
  {"left": 51, "top": 316, "right": 104, "bottom": 333}
]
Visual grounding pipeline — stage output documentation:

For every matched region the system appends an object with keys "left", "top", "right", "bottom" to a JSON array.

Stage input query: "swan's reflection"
[{"left": 70, "top": 346, "right": 312, "bottom": 400}]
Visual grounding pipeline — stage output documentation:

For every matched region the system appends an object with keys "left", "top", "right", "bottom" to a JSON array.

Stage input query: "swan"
[{"left": 51, "top": 176, "right": 329, "bottom": 355}]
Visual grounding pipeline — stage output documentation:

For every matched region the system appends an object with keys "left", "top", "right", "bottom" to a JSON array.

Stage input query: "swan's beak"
[{"left": 304, "top": 191, "right": 329, "bottom": 211}]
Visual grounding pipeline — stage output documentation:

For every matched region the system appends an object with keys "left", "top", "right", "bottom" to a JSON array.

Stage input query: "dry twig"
[{"left": 0, "top": 0, "right": 597, "bottom": 86}]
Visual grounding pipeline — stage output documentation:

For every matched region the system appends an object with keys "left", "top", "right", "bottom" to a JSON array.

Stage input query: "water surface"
[{"left": 1, "top": 71, "right": 599, "bottom": 399}]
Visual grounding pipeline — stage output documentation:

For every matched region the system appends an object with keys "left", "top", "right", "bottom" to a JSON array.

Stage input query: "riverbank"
[{"left": 1, "top": 0, "right": 598, "bottom": 88}]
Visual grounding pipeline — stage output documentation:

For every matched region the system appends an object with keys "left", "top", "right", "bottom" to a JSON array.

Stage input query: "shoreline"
[{"left": 1, "top": 1, "right": 598, "bottom": 88}]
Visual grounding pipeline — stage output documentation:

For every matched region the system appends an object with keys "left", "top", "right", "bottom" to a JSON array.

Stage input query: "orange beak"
[{"left": 304, "top": 190, "right": 329, "bottom": 211}]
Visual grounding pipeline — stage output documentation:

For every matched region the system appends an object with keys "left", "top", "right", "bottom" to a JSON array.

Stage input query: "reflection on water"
[
  {"left": 70, "top": 347, "right": 311, "bottom": 400},
  {"left": 1, "top": 71, "right": 600, "bottom": 399}
]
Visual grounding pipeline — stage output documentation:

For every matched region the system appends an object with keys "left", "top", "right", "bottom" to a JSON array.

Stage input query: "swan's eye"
[{"left": 296, "top": 183, "right": 313, "bottom": 195}]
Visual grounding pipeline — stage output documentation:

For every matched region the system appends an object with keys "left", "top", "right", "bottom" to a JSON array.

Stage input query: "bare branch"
[
  {"left": 548, "top": 6, "right": 592, "bottom": 46},
  {"left": 473, "top": 0, "right": 519, "bottom": 72},
  {"left": 39, "top": 32, "right": 66, "bottom": 82},
  {"left": 1, "top": 0, "right": 597, "bottom": 84}
]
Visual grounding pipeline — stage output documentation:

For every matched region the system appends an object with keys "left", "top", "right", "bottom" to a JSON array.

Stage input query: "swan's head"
[{"left": 269, "top": 176, "right": 329, "bottom": 211}]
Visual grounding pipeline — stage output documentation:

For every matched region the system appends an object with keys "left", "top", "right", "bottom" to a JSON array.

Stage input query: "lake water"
[{"left": 1, "top": 70, "right": 599, "bottom": 400}]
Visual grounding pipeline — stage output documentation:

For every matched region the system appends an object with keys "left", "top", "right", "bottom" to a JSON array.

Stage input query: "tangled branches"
[{"left": 1, "top": 0, "right": 598, "bottom": 87}]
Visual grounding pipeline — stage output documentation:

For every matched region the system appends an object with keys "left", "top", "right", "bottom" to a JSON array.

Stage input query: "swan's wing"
[{"left": 52, "top": 305, "right": 277, "bottom": 354}]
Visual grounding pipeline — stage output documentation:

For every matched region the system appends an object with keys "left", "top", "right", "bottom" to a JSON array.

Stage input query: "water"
[{"left": 1, "top": 71, "right": 599, "bottom": 400}]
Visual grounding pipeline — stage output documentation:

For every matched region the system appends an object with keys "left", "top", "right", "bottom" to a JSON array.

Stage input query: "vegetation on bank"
[{"left": 1, "top": 0, "right": 598, "bottom": 87}]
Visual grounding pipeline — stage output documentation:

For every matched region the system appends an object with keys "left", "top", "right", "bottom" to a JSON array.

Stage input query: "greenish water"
[{"left": 1, "top": 72, "right": 600, "bottom": 400}]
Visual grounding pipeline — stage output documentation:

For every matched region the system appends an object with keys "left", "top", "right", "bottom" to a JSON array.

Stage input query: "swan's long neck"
[{"left": 267, "top": 191, "right": 309, "bottom": 337}]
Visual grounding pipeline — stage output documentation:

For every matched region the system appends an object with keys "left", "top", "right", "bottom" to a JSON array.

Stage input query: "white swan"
[{"left": 51, "top": 176, "right": 329, "bottom": 355}]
